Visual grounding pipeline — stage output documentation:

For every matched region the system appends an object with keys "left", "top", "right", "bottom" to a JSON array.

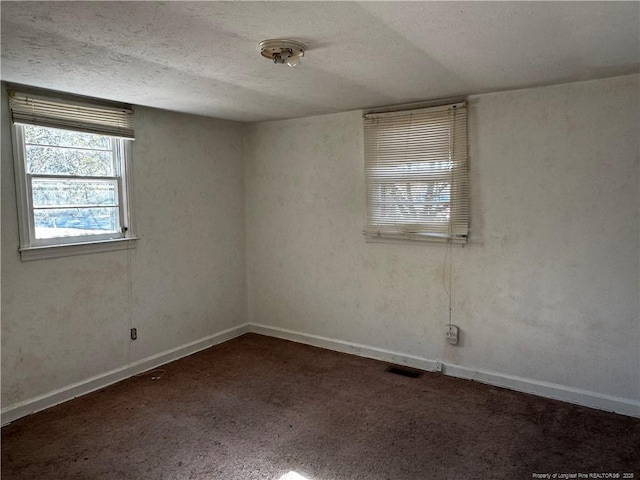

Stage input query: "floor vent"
[{"left": 385, "top": 366, "right": 422, "bottom": 378}]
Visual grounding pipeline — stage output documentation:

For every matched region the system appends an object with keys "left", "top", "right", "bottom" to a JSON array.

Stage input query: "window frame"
[
  {"left": 10, "top": 96, "right": 137, "bottom": 261},
  {"left": 363, "top": 101, "right": 469, "bottom": 244}
]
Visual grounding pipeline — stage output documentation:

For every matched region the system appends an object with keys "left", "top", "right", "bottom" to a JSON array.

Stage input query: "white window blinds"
[
  {"left": 9, "top": 91, "right": 134, "bottom": 139},
  {"left": 363, "top": 102, "right": 468, "bottom": 243}
]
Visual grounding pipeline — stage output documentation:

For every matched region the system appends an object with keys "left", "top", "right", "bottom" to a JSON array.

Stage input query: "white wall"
[
  {"left": 245, "top": 75, "right": 640, "bottom": 408},
  {"left": 2, "top": 74, "right": 638, "bottom": 418},
  {"left": 1, "top": 83, "right": 247, "bottom": 409}
]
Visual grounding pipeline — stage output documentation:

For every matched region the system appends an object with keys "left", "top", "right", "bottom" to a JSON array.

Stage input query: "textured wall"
[
  {"left": 2, "top": 75, "right": 638, "bottom": 412},
  {"left": 245, "top": 75, "right": 640, "bottom": 401},
  {"left": 1, "top": 84, "right": 247, "bottom": 406}
]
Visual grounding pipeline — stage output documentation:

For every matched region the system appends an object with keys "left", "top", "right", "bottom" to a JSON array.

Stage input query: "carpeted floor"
[{"left": 2, "top": 333, "right": 639, "bottom": 479}]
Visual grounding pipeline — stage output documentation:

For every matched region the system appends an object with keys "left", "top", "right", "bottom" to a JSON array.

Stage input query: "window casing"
[
  {"left": 363, "top": 102, "right": 469, "bottom": 243},
  {"left": 9, "top": 90, "right": 136, "bottom": 260}
]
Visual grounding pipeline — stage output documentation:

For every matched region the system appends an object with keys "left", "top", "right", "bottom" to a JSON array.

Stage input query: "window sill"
[
  {"left": 19, "top": 237, "right": 138, "bottom": 261},
  {"left": 364, "top": 234, "right": 467, "bottom": 246}
]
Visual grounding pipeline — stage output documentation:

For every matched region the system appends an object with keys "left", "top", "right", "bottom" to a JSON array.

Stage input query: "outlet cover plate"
[{"left": 445, "top": 325, "right": 459, "bottom": 345}]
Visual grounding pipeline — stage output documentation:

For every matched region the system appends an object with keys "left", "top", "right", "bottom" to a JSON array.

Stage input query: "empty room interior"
[{"left": 1, "top": 1, "right": 639, "bottom": 479}]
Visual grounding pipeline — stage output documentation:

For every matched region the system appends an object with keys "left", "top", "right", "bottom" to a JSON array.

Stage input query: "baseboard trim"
[
  {"left": 442, "top": 364, "right": 639, "bottom": 418},
  {"left": 250, "top": 323, "right": 444, "bottom": 373},
  {"left": 249, "top": 323, "right": 640, "bottom": 418},
  {"left": 1, "top": 323, "right": 250, "bottom": 426},
  {"left": 4, "top": 322, "right": 637, "bottom": 424}
]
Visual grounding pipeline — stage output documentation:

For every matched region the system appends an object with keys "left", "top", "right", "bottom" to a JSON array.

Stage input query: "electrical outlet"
[
  {"left": 130, "top": 328, "right": 137, "bottom": 340},
  {"left": 445, "top": 325, "right": 459, "bottom": 345},
  {"left": 433, "top": 362, "right": 443, "bottom": 373}
]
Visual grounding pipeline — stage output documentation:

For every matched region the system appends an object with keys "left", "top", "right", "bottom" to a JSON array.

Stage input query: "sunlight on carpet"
[{"left": 278, "top": 471, "right": 311, "bottom": 480}]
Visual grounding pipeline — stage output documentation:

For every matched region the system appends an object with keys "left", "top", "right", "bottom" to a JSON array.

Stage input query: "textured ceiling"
[{"left": 1, "top": 1, "right": 639, "bottom": 122}]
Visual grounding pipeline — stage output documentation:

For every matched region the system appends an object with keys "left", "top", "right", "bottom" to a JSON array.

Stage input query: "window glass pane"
[
  {"left": 33, "top": 207, "right": 119, "bottom": 239},
  {"left": 24, "top": 125, "right": 114, "bottom": 176},
  {"left": 24, "top": 125, "right": 111, "bottom": 149},
  {"left": 32, "top": 179, "right": 117, "bottom": 207},
  {"left": 377, "top": 182, "right": 450, "bottom": 223},
  {"left": 26, "top": 145, "right": 114, "bottom": 176}
]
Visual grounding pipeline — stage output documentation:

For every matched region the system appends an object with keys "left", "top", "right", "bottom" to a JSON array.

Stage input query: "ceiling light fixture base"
[{"left": 259, "top": 39, "right": 306, "bottom": 67}]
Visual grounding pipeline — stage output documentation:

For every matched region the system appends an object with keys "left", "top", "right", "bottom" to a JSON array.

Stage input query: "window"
[
  {"left": 363, "top": 102, "right": 469, "bottom": 243},
  {"left": 9, "top": 90, "right": 136, "bottom": 260}
]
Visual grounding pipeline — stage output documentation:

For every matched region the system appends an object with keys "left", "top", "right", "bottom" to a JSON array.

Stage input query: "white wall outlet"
[{"left": 445, "top": 325, "right": 459, "bottom": 345}]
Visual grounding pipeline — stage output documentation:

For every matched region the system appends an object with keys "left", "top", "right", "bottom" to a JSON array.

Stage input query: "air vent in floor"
[{"left": 385, "top": 366, "right": 423, "bottom": 378}]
